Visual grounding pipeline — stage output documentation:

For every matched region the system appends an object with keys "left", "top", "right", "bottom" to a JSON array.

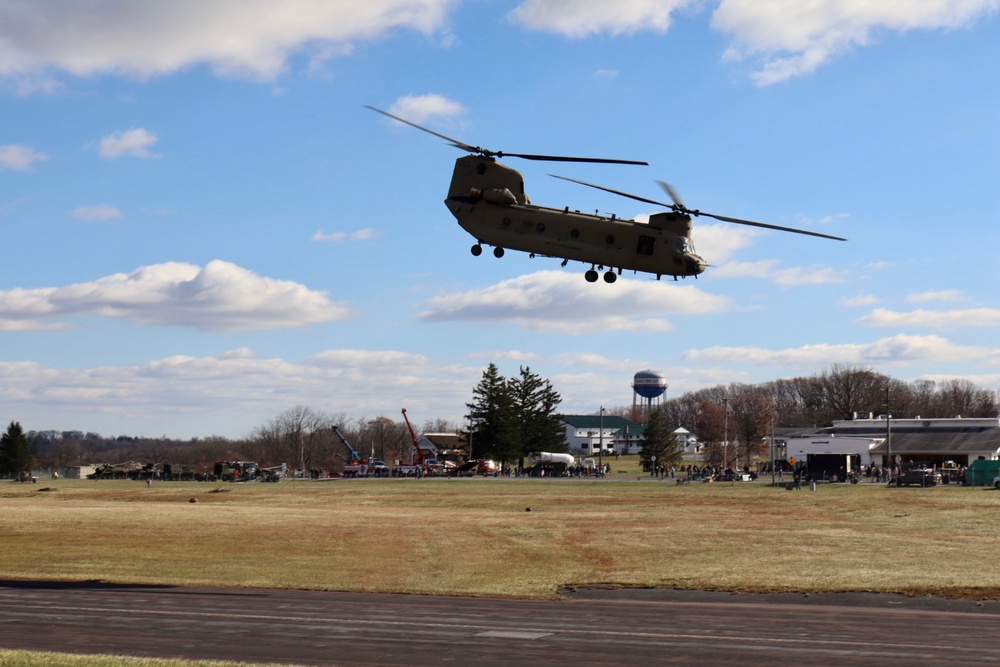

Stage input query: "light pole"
[
  {"left": 722, "top": 396, "right": 729, "bottom": 470},
  {"left": 885, "top": 387, "right": 892, "bottom": 469},
  {"left": 367, "top": 419, "right": 384, "bottom": 462},
  {"left": 770, "top": 413, "right": 776, "bottom": 487},
  {"left": 598, "top": 406, "right": 605, "bottom": 470}
]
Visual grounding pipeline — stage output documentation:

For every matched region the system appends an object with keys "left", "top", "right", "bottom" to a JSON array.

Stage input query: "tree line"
[
  {"left": 5, "top": 363, "right": 997, "bottom": 476},
  {"left": 645, "top": 364, "right": 999, "bottom": 468}
]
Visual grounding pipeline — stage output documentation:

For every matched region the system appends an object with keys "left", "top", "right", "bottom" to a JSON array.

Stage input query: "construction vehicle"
[
  {"left": 396, "top": 408, "right": 435, "bottom": 476},
  {"left": 213, "top": 460, "right": 260, "bottom": 482},
  {"left": 333, "top": 425, "right": 363, "bottom": 470},
  {"left": 91, "top": 461, "right": 159, "bottom": 480},
  {"left": 334, "top": 426, "right": 389, "bottom": 477}
]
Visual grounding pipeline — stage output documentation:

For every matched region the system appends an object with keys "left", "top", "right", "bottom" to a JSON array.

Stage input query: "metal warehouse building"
[{"left": 778, "top": 415, "right": 1000, "bottom": 478}]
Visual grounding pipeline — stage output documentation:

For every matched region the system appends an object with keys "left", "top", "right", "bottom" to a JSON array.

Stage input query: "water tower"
[{"left": 632, "top": 370, "right": 668, "bottom": 418}]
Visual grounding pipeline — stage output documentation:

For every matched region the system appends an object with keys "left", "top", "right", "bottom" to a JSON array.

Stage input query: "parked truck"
[{"left": 527, "top": 451, "right": 575, "bottom": 477}]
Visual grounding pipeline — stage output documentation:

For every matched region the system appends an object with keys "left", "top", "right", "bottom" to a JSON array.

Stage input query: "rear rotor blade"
[
  {"left": 554, "top": 174, "right": 847, "bottom": 241},
  {"left": 550, "top": 174, "right": 676, "bottom": 209},
  {"left": 696, "top": 212, "right": 847, "bottom": 241},
  {"left": 657, "top": 181, "right": 685, "bottom": 209}
]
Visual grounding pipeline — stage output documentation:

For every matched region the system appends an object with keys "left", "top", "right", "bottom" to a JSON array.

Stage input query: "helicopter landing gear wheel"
[
  {"left": 493, "top": 247, "right": 505, "bottom": 258},
  {"left": 585, "top": 269, "right": 599, "bottom": 283},
  {"left": 603, "top": 271, "right": 617, "bottom": 284},
  {"left": 471, "top": 244, "right": 483, "bottom": 256}
]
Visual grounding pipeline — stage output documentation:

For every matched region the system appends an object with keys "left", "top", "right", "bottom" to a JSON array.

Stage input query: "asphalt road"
[{"left": 2, "top": 581, "right": 999, "bottom": 666}]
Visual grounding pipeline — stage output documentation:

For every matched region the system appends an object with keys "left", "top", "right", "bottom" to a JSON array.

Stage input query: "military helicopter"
[{"left": 367, "top": 106, "right": 846, "bottom": 283}]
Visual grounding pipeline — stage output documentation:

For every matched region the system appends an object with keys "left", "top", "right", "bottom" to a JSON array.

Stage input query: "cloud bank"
[
  {"left": 0, "top": 0, "right": 455, "bottom": 81},
  {"left": 419, "top": 270, "right": 730, "bottom": 333},
  {"left": 1, "top": 1, "right": 994, "bottom": 88},
  {"left": 0, "top": 260, "right": 350, "bottom": 332},
  {"left": 684, "top": 333, "right": 1000, "bottom": 368}
]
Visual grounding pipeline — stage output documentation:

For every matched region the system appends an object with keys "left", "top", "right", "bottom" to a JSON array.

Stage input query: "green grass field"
[{"left": 3, "top": 472, "right": 1000, "bottom": 600}]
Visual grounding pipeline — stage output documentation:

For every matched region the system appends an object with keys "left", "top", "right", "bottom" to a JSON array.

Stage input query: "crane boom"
[
  {"left": 401, "top": 408, "right": 423, "bottom": 465},
  {"left": 332, "top": 426, "right": 361, "bottom": 464}
]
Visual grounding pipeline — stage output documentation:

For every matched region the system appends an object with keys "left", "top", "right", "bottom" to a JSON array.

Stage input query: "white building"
[
  {"left": 777, "top": 415, "right": 1000, "bottom": 478},
  {"left": 559, "top": 415, "right": 642, "bottom": 455}
]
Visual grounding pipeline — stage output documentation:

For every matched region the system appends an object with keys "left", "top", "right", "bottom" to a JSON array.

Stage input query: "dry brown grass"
[
  {"left": 0, "top": 649, "right": 295, "bottom": 667},
  {"left": 2, "top": 477, "right": 999, "bottom": 599}
]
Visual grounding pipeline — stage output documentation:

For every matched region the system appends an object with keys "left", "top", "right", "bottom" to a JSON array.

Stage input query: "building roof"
[
  {"left": 869, "top": 431, "right": 1000, "bottom": 455},
  {"left": 420, "top": 433, "right": 466, "bottom": 451},
  {"left": 781, "top": 417, "right": 1000, "bottom": 456}
]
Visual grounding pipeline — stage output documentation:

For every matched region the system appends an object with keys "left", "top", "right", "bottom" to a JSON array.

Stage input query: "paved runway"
[{"left": 2, "top": 580, "right": 999, "bottom": 665}]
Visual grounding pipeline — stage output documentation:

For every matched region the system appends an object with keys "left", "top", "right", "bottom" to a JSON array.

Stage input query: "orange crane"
[{"left": 401, "top": 408, "right": 424, "bottom": 465}]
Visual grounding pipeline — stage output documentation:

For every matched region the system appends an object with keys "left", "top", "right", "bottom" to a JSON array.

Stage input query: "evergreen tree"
[
  {"left": 509, "top": 366, "right": 566, "bottom": 461},
  {"left": 465, "top": 363, "right": 517, "bottom": 461},
  {"left": 639, "top": 409, "right": 682, "bottom": 472},
  {"left": 1, "top": 421, "right": 33, "bottom": 478}
]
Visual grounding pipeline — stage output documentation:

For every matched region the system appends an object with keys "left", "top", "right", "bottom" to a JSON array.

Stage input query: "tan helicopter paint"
[
  {"left": 445, "top": 156, "right": 706, "bottom": 280},
  {"left": 366, "top": 105, "right": 842, "bottom": 283}
]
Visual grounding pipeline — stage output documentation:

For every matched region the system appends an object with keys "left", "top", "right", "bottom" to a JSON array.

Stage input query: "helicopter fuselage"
[{"left": 444, "top": 156, "right": 706, "bottom": 281}]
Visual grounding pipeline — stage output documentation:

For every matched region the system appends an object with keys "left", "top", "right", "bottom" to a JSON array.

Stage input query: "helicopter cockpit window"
[{"left": 674, "top": 236, "right": 695, "bottom": 254}]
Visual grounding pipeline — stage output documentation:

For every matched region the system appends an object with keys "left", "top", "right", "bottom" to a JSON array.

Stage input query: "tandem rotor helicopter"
[{"left": 367, "top": 106, "right": 846, "bottom": 284}]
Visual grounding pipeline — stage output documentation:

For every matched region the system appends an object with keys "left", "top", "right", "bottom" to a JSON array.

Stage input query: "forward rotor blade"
[
  {"left": 365, "top": 106, "right": 480, "bottom": 154},
  {"left": 696, "top": 212, "right": 848, "bottom": 241},
  {"left": 550, "top": 174, "right": 676, "bottom": 209},
  {"left": 511, "top": 153, "right": 647, "bottom": 165},
  {"left": 368, "top": 106, "right": 647, "bottom": 165}
]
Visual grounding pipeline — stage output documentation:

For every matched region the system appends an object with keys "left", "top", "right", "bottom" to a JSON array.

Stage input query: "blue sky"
[{"left": 1, "top": 1, "right": 998, "bottom": 439}]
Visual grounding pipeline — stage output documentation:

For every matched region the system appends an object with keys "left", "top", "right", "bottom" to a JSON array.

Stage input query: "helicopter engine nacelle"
[
  {"left": 471, "top": 187, "right": 517, "bottom": 206},
  {"left": 647, "top": 211, "right": 692, "bottom": 237}
]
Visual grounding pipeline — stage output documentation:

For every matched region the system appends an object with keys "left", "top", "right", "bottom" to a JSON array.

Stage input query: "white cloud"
[
  {"left": 711, "top": 0, "right": 1000, "bottom": 85},
  {"left": 684, "top": 333, "right": 1000, "bottom": 368},
  {"left": 98, "top": 128, "right": 161, "bottom": 159},
  {"left": 0, "top": 1, "right": 455, "bottom": 83},
  {"left": 387, "top": 93, "right": 465, "bottom": 124},
  {"left": 840, "top": 294, "right": 880, "bottom": 307},
  {"left": 473, "top": 350, "right": 544, "bottom": 363},
  {"left": 0, "top": 260, "right": 351, "bottom": 332},
  {"left": 311, "top": 228, "right": 377, "bottom": 243},
  {"left": 510, "top": 0, "right": 699, "bottom": 37},
  {"left": 0, "top": 144, "right": 49, "bottom": 170},
  {"left": 307, "top": 349, "right": 430, "bottom": 369},
  {"left": 906, "top": 290, "right": 966, "bottom": 303},
  {"left": 72, "top": 204, "right": 122, "bottom": 221},
  {"left": 418, "top": 270, "right": 730, "bottom": 333},
  {"left": 553, "top": 352, "right": 625, "bottom": 368},
  {"left": 714, "top": 260, "right": 848, "bottom": 285},
  {"left": 686, "top": 222, "right": 760, "bottom": 264},
  {"left": 0, "top": 348, "right": 480, "bottom": 438},
  {"left": 858, "top": 307, "right": 1000, "bottom": 328}
]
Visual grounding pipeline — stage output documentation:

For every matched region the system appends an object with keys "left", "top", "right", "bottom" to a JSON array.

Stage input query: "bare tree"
[
  {"left": 814, "top": 364, "right": 891, "bottom": 422},
  {"left": 727, "top": 386, "right": 776, "bottom": 468},
  {"left": 251, "top": 406, "right": 334, "bottom": 472}
]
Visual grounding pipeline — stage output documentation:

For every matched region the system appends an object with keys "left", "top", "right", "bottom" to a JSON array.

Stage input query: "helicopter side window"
[{"left": 636, "top": 236, "right": 655, "bottom": 256}]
